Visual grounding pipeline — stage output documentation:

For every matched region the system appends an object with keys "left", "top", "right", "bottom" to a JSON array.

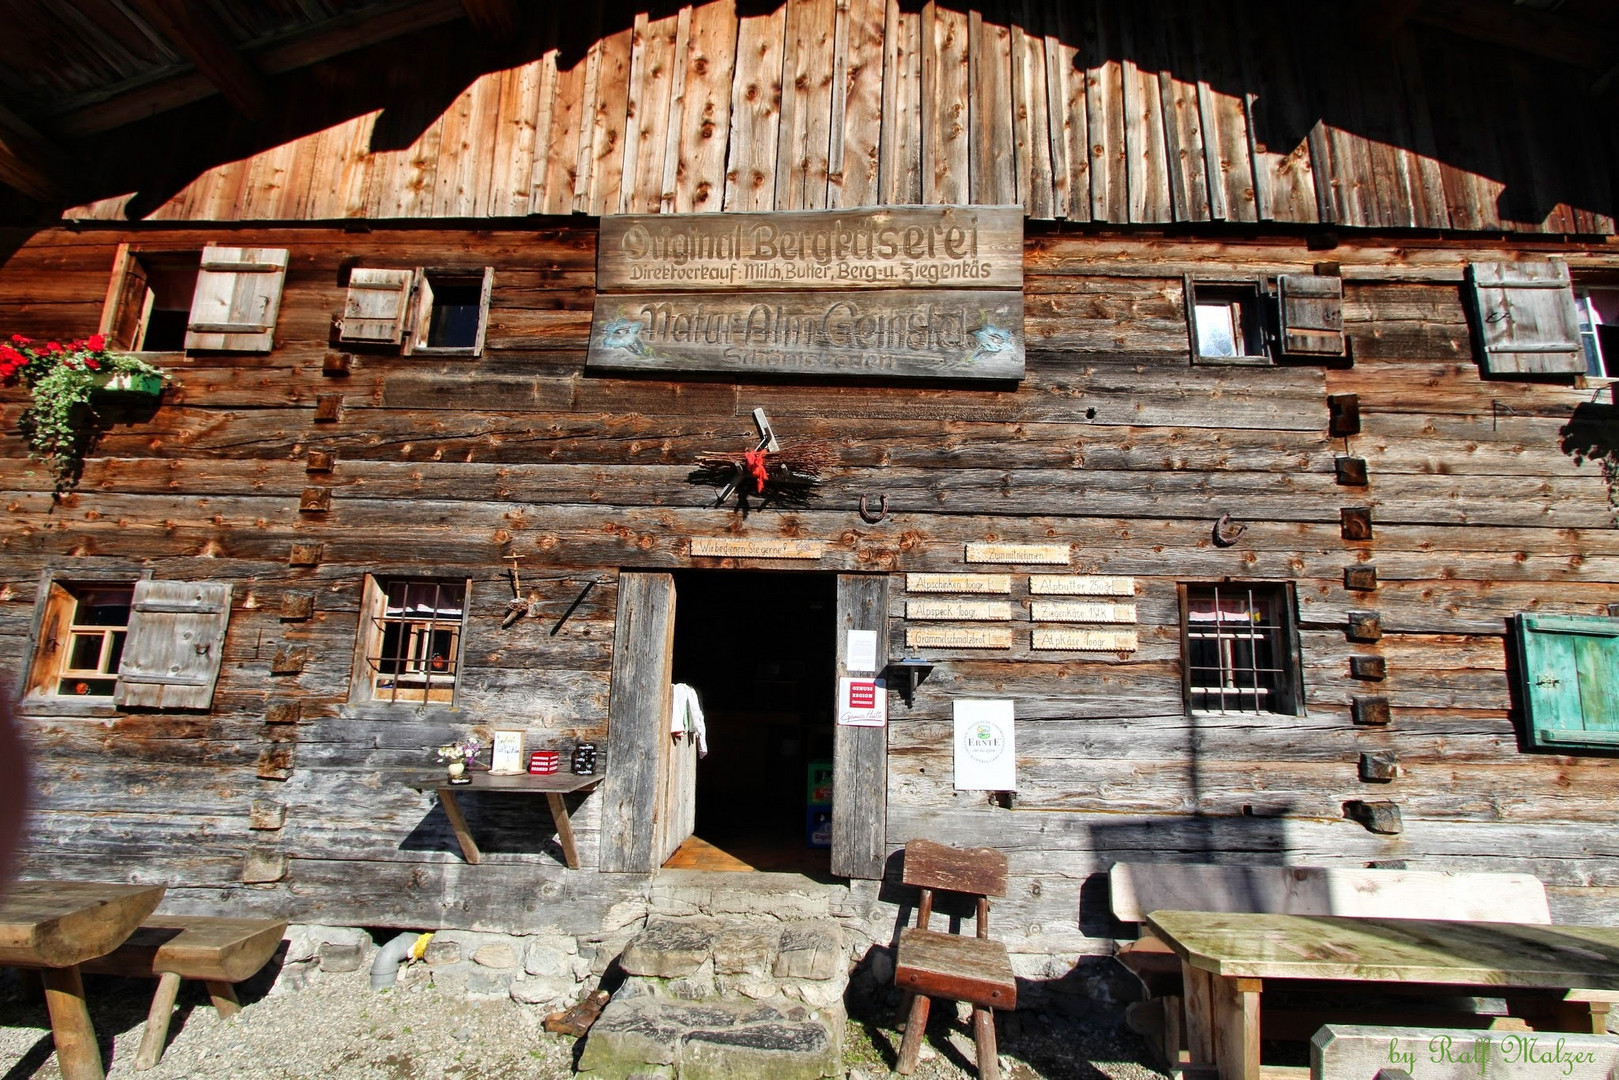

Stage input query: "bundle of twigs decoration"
[{"left": 690, "top": 440, "right": 834, "bottom": 507}]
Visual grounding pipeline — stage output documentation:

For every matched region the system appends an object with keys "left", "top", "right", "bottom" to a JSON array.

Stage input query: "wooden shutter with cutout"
[
  {"left": 1517, "top": 614, "right": 1619, "bottom": 750},
  {"left": 185, "top": 247, "right": 289, "bottom": 352},
  {"left": 115, "top": 580, "right": 232, "bottom": 709},
  {"left": 1467, "top": 261, "right": 1584, "bottom": 375},
  {"left": 338, "top": 268, "right": 414, "bottom": 344},
  {"left": 1277, "top": 274, "right": 1345, "bottom": 357}
]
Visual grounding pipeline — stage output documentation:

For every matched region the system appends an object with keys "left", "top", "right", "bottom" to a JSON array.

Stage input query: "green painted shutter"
[{"left": 1517, "top": 614, "right": 1619, "bottom": 749}]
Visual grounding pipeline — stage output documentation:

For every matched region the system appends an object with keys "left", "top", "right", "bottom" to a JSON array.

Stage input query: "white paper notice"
[
  {"left": 837, "top": 677, "right": 888, "bottom": 727},
  {"left": 953, "top": 700, "right": 1016, "bottom": 791},
  {"left": 846, "top": 630, "right": 879, "bottom": 674}
]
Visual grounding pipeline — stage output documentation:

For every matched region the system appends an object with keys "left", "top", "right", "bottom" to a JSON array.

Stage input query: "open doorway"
[{"left": 663, "top": 570, "right": 836, "bottom": 873}]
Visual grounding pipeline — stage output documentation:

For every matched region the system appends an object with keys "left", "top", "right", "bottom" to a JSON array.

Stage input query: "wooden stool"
[{"left": 893, "top": 838, "right": 1017, "bottom": 1080}]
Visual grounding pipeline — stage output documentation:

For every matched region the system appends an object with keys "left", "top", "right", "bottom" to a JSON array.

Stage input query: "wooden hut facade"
[{"left": 2, "top": 0, "right": 1618, "bottom": 976}]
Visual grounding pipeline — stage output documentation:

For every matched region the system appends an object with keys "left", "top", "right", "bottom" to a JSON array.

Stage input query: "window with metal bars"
[
  {"left": 1179, "top": 583, "right": 1301, "bottom": 715},
  {"left": 354, "top": 577, "right": 468, "bottom": 705}
]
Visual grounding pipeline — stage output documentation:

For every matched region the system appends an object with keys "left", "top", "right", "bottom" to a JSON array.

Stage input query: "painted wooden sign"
[
  {"left": 688, "top": 537, "right": 825, "bottom": 559},
  {"left": 1030, "top": 601, "right": 1138, "bottom": 623},
  {"left": 907, "top": 627, "right": 1014, "bottom": 649},
  {"left": 598, "top": 207, "right": 1024, "bottom": 292},
  {"left": 906, "top": 573, "right": 1013, "bottom": 594},
  {"left": 1033, "top": 628, "right": 1140, "bottom": 652},
  {"left": 1029, "top": 575, "right": 1136, "bottom": 596},
  {"left": 906, "top": 600, "right": 1013, "bottom": 621},
  {"left": 591, "top": 206, "right": 1025, "bottom": 381},
  {"left": 587, "top": 290, "right": 1024, "bottom": 380},
  {"left": 964, "top": 543, "right": 1070, "bottom": 565}
]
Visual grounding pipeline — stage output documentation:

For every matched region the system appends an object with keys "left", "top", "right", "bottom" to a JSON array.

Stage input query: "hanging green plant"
[{"left": 1, "top": 333, "right": 172, "bottom": 493}]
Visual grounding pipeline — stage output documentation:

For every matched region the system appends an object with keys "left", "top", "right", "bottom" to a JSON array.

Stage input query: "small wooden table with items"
[
  {"left": 411, "top": 772, "right": 601, "bottom": 869},
  {"left": 1145, "top": 909, "right": 1619, "bottom": 1080},
  {"left": 0, "top": 880, "right": 167, "bottom": 1080}
]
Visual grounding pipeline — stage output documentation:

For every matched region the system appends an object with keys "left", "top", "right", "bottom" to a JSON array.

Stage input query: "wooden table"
[
  {"left": 1145, "top": 909, "right": 1619, "bottom": 1080},
  {"left": 0, "top": 880, "right": 166, "bottom": 1080},
  {"left": 411, "top": 772, "right": 601, "bottom": 869}
]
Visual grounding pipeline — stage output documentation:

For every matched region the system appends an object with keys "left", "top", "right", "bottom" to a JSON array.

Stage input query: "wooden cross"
[{"left": 502, "top": 554, "right": 529, "bottom": 627}]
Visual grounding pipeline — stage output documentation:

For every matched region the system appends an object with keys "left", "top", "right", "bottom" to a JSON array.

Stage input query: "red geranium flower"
[
  {"left": 88, "top": 334, "right": 105, "bottom": 351},
  {"left": 11, "top": 335, "right": 30, "bottom": 344},
  {"left": 84, "top": 358, "right": 99, "bottom": 370}
]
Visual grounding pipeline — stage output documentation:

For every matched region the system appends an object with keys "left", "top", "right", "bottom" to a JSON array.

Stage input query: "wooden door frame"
[{"left": 599, "top": 568, "right": 890, "bottom": 879}]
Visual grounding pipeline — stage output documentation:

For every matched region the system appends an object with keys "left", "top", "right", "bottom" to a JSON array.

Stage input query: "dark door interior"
[{"left": 668, "top": 570, "right": 836, "bottom": 872}]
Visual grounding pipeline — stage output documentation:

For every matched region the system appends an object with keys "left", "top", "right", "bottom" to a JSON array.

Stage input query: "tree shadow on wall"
[{"left": 1559, "top": 398, "right": 1619, "bottom": 514}]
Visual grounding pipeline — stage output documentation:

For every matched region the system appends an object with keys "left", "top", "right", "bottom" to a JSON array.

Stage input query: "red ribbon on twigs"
[{"left": 743, "top": 449, "right": 769, "bottom": 493}]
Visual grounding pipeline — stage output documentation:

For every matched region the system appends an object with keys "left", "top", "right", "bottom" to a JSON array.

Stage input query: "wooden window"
[
  {"left": 98, "top": 246, "right": 202, "bottom": 352},
  {"left": 1277, "top": 274, "right": 1346, "bottom": 358},
  {"left": 24, "top": 575, "right": 230, "bottom": 711},
  {"left": 406, "top": 267, "right": 493, "bottom": 356},
  {"left": 350, "top": 576, "right": 471, "bottom": 705},
  {"left": 1573, "top": 287, "right": 1619, "bottom": 378},
  {"left": 1466, "top": 260, "right": 1585, "bottom": 375},
  {"left": 185, "top": 246, "right": 290, "bottom": 352},
  {"left": 1187, "top": 279, "right": 1270, "bottom": 365},
  {"left": 1179, "top": 583, "right": 1302, "bottom": 715},
  {"left": 1516, "top": 614, "right": 1619, "bottom": 751},
  {"left": 336, "top": 268, "right": 415, "bottom": 344}
]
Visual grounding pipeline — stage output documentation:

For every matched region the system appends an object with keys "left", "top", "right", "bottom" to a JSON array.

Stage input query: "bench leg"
[
  {"left": 135, "top": 971, "right": 183, "bottom": 1071},
  {"left": 896, "top": 992, "right": 931, "bottom": 1075},
  {"left": 40, "top": 965, "right": 103, "bottom": 1080},
  {"left": 973, "top": 1006, "right": 999, "bottom": 1080},
  {"left": 205, "top": 980, "right": 241, "bottom": 1018}
]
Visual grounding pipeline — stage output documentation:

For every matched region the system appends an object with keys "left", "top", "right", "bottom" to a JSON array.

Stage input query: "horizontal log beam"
[{"left": 123, "top": 0, "right": 268, "bottom": 119}]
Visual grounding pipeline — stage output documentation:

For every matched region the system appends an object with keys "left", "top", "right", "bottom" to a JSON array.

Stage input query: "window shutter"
[
  {"left": 185, "top": 246, "right": 289, "bottom": 352},
  {"left": 337, "top": 268, "right": 414, "bottom": 344},
  {"left": 404, "top": 271, "right": 435, "bottom": 355},
  {"left": 1467, "top": 261, "right": 1584, "bottom": 375},
  {"left": 1517, "top": 614, "right": 1619, "bottom": 750},
  {"left": 115, "top": 580, "right": 232, "bottom": 709},
  {"left": 1277, "top": 274, "right": 1345, "bottom": 357}
]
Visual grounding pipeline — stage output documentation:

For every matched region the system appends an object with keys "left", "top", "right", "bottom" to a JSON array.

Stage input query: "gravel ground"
[{"left": 0, "top": 965, "right": 1169, "bottom": 1079}]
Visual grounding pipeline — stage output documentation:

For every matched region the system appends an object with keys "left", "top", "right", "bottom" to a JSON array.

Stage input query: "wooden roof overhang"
[{"left": 0, "top": 0, "right": 1612, "bottom": 234}]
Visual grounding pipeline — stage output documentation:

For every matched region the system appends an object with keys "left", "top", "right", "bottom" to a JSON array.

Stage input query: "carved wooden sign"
[
  {"left": 688, "top": 537, "right": 825, "bottom": 560},
  {"left": 1030, "top": 575, "right": 1135, "bottom": 596},
  {"left": 906, "top": 600, "right": 1013, "bottom": 621},
  {"left": 906, "top": 573, "right": 1012, "bottom": 594},
  {"left": 964, "top": 542, "right": 1070, "bottom": 565},
  {"left": 907, "top": 627, "right": 1014, "bottom": 649},
  {"left": 598, "top": 207, "right": 1024, "bottom": 292},
  {"left": 1030, "top": 601, "right": 1138, "bottom": 624},
  {"left": 591, "top": 207, "right": 1025, "bottom": 381},
  {"left": 1033, "top": 628, "right": 1139, "bottom": 652}
]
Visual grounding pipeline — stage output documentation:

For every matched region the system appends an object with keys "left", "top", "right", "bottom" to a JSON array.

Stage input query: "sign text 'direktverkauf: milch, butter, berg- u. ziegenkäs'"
[
  {"left": 597, "top": 206, "right": 1024, "bottom": 291},
  {"left": 588, "top": 206, "right": 1025, "bottom": 381}
]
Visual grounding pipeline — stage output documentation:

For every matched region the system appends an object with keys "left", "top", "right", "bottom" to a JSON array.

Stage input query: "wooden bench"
[
  {"left": 894, "top": 838, "right": 1017, "bottom": 1080},
  {"left": 80, "top": 915, "right": 287, "bottom": 1070},
  {"left": 1108, "top": 863, "right": 1553, "bottom": 1073}
]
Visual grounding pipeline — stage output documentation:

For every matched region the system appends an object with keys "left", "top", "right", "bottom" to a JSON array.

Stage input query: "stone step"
[
  {"left": 576, "top": 996, "right": 841, "bottom": 1080},
  {"left": 577, "top": 916, "right": 851, "bottom": 1078},
  {"left": 617, "top": 917, "right": 847, "bottom": 1008}
]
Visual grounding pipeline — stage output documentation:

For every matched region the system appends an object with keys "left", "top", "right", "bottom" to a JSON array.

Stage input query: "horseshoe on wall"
[{"left": 858, "top": 494, "right": 889, "bottom": 524}]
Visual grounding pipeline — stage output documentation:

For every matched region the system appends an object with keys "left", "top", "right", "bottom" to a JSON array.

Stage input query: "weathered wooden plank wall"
[
  {"left": 2, "top": 223, "right": 1616, "bottom": 945},
  {"left": 62, "top": 1, "right": 1616, "bottom": 234}
]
